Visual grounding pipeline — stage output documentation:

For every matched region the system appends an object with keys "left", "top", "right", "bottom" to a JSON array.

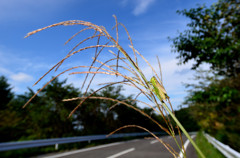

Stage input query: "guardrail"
[
  {"left": 204, "top": 133, "right": 240, "bottom": 158},
  {"left": 0, "top": 132, "right": 164, "bottom": 152}
]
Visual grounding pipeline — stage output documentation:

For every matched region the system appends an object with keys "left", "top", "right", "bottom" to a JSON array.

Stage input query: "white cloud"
[
  {"left": 10, "top": 72, "right": 33, "bottom": 82},
  {"left": 0, "top": 67, "right": 11, "bottom": 75},
  {"left": 132, "top": 0, "right": 155, "bottom": 16},
  {"left": 0, "top": 65, "right": 35, "bottom": 93},
  {"left": 121, "top": 0, "right": 155, "bottom": 16}
]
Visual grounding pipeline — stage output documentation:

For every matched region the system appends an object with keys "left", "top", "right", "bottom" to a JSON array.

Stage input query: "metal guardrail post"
[
  {"left": 55, "top": 144, "right": 58, "bottom": 150},
  {"left": 203, "top": 132, "right": 240, "bottom": 158}
]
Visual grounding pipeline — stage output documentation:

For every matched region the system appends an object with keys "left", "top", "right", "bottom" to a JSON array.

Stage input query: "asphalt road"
[{"left": 37, "top": 135, "right": 198, "bottom": 158}]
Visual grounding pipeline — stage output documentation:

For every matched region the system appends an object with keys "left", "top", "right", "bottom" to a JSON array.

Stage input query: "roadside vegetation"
[
  {"left": 195, "top": 131, "right": 225, "bottom": 158},
  {"left": 170, "top": 0, "right": 240, "bottom": 152}
]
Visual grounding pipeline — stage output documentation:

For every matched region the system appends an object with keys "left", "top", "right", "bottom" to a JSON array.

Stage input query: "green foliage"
[
  {"left": 0, "top": 76, "right": 14, "bottom": 110},
  {"left": 0, "top": 78, "right": 81, "bottom": 142},
  {"left": 186, "top": 73, "right": 240, "bottom": 151},
  {"left": 77, "top": 85, "right": 163, "bottom": 134},
  {"left": 171, "top": 0, "right": 240, "bottom": 152},
  {"left": 173, "top": 107, "right": 200, "bottom": 132},
  {"left": 170, "top": 0, "right": 240, "bottom": 76},
  {"left": 20, "top": 78, "right": 81, "bottom": 139},
  {"left": 35, "top": 78, "right": 80, "bottom": 138},
  {"left": 196, "top": 131, "right": 225, "bottom": 158},
  {"left": 0, "top": 76, "right": 19, "bottom": 142}
]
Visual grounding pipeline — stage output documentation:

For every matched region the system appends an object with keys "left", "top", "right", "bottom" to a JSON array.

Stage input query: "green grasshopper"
[{"left": 150, "top": 76, "right": 169, "bottom": 102}]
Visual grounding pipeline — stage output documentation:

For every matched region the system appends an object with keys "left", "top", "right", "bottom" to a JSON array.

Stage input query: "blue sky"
[{"left": 0, "top": 0, "right": 216, "bottom": 109}]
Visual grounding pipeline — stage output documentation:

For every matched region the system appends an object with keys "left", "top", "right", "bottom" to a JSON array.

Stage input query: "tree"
[
  {"left": 0, "top": 76, "right": 26, "bottom": 142},
  {"left": 76, "top": 85, "right": 164, "bottom": 134},
  {"left": 0, "top": 78, "right": 81, "bottom": 141},
  {"left": 78, "top": 86, "right": 151, "bottom": 134},
  {"left": 170, "top": 0, "right": 240, "bottom": 151},
  {"left": 170, "top": 0, "right": 240, "bottom": 76},
  {"left": 173, "top": 107, "right": 200, "bottom": 132},
  {"left": 28, "top": 78, "right": 80, "bottom": 138},
  {"left": 0, "top": 76, "right": 17, "bottom": 142},
  {"left": 185, "top": 72, "right": 240, "bottom": 151},
  {"left": 0, "top": 76, "right": 14, "bottom": 109}
]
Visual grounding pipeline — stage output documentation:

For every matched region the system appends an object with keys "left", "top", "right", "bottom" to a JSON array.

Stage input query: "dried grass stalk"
[{"left": 24, "top": 16, "right": 205, "bottom": 158}]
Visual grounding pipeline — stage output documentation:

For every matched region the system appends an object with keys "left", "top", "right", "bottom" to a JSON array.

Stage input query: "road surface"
[{"left": 36, "top": 135, "right": 198, "bottom": 158}]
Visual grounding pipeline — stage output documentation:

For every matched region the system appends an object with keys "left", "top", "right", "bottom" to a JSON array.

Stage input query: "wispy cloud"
[
  {"left": 0, "top": 47, "right": 51, "bottom": 93},
  {"left": 10, "top": 72, "right": 33, "bottom": 82},
  {"left": 121, "top": 0, "right": 156, "bottom": 16},
  {"left": 0, "top": 67, "right": 11, "bottom": 75},
  {"left": 0, "top": 65, "right": 34, "bottom": 93},
  {"left": 132, "top": 0, "right": 155, "bottom": 16}
]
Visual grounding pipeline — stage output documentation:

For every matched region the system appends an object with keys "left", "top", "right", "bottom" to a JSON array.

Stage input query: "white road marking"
[
  {"left": 43, "top": 142, "right": 123, "bottom": 158},
  {"left": 106, "top": 148, "right": 135, "bottom": 158},
  {"left": 178, "top": 135, "right": 196, "bottom": 158},
  {"left": 150, "top": 140, "right": 159, "bottom": 144}
]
